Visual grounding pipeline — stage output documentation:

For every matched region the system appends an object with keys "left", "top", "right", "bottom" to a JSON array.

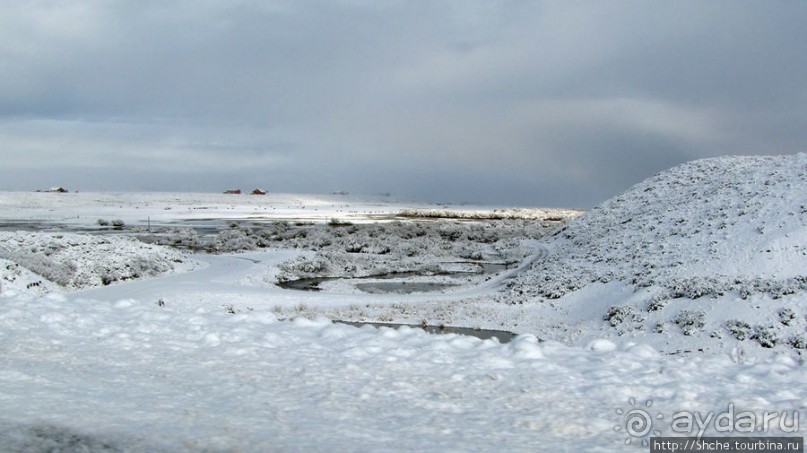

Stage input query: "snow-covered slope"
[
  {"left": 0, "top": 258, "right": 59, "bottom": 296},
  {"left": 503, "top": 153, "right": 807, "bottom": 353},
  {"left": 0, "top": 232, "right": 196, "bottom": 294}
]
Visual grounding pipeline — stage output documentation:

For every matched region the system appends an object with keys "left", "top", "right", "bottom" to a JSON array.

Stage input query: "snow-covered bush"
[
  {"left": 778, "top": 308, "right": 796, "bottom": 326},
  {"left": 726, "top": 320, "right": 753, "bottom": 341},
  {"left": 752, "top": 325, "right": 778, "bottom": 348},
  {"left": 215, "top": 228, "right": 258, "bottom": 252},
  {"left": 666, "top": 277, "right": 724, "bottom": 299},
  {"left": 725, "top": 321, "right": 781, "bottom": 348},
  {"left": 603, "top": 305, "right": 644, "bottom": 329},
  {"left": 674, "top": 310, "right": 705, "bottom": 336},
  {"left": 788, "top": 335, "right": 807, "bottom": 349},
  {"left": 646, "top": 293, "right": 669, "bottom": 312}
]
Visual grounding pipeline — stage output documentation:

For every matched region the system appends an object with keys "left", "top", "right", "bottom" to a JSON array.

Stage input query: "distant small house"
[
  {"left": 250, "top": 189, "right": 267, "bottom": 195},
  {"left": 224, "top": 189, "right": 242, "bottom": 194},
  {"left": 43, "top": 187, "right": 68, "bottom": 193}
]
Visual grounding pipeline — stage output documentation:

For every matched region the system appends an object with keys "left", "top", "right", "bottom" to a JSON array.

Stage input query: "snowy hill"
[
  {"left": 505, "top": 153, "right": 807, "bottom": 353},
  {"left": 0, "top": 232, "right": 197, "bottom": 295}
]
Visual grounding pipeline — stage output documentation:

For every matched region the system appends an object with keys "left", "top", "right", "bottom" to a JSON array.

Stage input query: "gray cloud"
[{"left": 1, "top": 1, "right": 805, "bottom": 207}]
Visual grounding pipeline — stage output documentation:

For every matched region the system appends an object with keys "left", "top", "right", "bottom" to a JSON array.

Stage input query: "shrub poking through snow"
[
  {"left": 646, "top": 294, "right": 669, "bottom": 312},
  {"left": 603, "top": 305, "right": 644, "bottom": 331},
  {"left": 727, "top": 321, "right": 782, "bottom": 349},
  {"left": 604, "top": 305, "right": 631, "bottom": 327},
  {"left": 752, "top": 325, "right": 778, "bottom": 348},
  {"left": 778, "top": 308, "right": 796, "bottom": 326},
  {"left": 726, "top": 320, "right": 753, "bottom": 341},
  {"left": 788, "top": 335, "right": 807, "bottom": 349},
  {"left": 674, "top": 310, "right": 705, "bottom": 336}
]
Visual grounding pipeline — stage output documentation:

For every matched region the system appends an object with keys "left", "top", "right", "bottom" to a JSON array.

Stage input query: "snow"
[
  {"left": 1, "top": 154, "right": 806, "bottom": 450},
  {"left": 0, "top": 258, "right": 59, "bottom": 297},
  {"left": 0, "top": 191, "right": 555, "bottom": 229},
  {"left": 499, "top": 153, "right": 807, "bottom": 354},
  {"left": 0, "top": 292, "right": 803, "bottom": 451},
  {"left": 0, "top": 232, "right": 198, "bottom": 291}
]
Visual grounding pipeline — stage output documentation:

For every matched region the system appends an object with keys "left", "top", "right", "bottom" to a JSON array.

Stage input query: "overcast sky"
[{"left": 1, "top": 1, "right": 805, "bottom": 207}]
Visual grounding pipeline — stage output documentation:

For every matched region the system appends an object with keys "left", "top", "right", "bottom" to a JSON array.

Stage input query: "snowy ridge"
[
  {"left": 513, "top": 153, "right": 807, "bottom": 299},
  {"left": 503, "top": 153, "right": 807, "bottom": 352}
]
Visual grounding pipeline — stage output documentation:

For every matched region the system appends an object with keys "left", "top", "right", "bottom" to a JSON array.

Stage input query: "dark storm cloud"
[{"left": 1, "top": 1, "right": 805, "bottom": 206}]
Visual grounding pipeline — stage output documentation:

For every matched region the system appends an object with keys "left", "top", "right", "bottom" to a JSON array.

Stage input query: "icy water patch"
[
  {"left": 354, "top": 281, "right": 455, "bottom": 294},
  {"left": 277, "top": 261, "right": 514, "bottom": 294},
  {"left": 276, "top": 274, "right": 452, "bottom": 293},
  {"left": 276, "top": 276, "right": 337, "bottom": 291},
  {"left": 334, "top": 320, "right": 519, "bottom": 343}
]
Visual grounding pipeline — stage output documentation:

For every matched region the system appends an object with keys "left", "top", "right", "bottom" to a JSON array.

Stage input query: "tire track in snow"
[{"left": 454, "top": 240, "right": 549, "bottom": 294}]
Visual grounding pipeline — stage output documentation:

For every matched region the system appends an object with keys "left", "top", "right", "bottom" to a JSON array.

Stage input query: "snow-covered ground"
[
  {"left": 0, "top": 191, "right": 577, "bottom": 229},
  {"left": 1, "top": 155, "right": 806, "bottom": 451},
  {"left": 1, "top": 291, "right": 802, "bottom": 451},
  {"left": 0, "top": 191, "right": 398, "bottom": 226}
]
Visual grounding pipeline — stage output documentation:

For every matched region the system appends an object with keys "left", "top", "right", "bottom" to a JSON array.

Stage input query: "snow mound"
[
  {"left": 512, "top": 153, "right": 807, "bottom": 300},
  {"left": 498, "top": 154, "right": 807, "bottom": 353},
  {"left": 0, "top": 232, "right": 193, "bottom": 291},
  {"left": 0, "top": 258, "right": 60, "bottom": 297}
]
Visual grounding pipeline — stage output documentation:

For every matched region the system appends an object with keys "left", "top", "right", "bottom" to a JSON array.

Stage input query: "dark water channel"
[
  {"left": 334, "top": 320, "right": 519, "bottom": 343},
  {"left": 354, "top": 281, "right": 455, "bottom": 294}
]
